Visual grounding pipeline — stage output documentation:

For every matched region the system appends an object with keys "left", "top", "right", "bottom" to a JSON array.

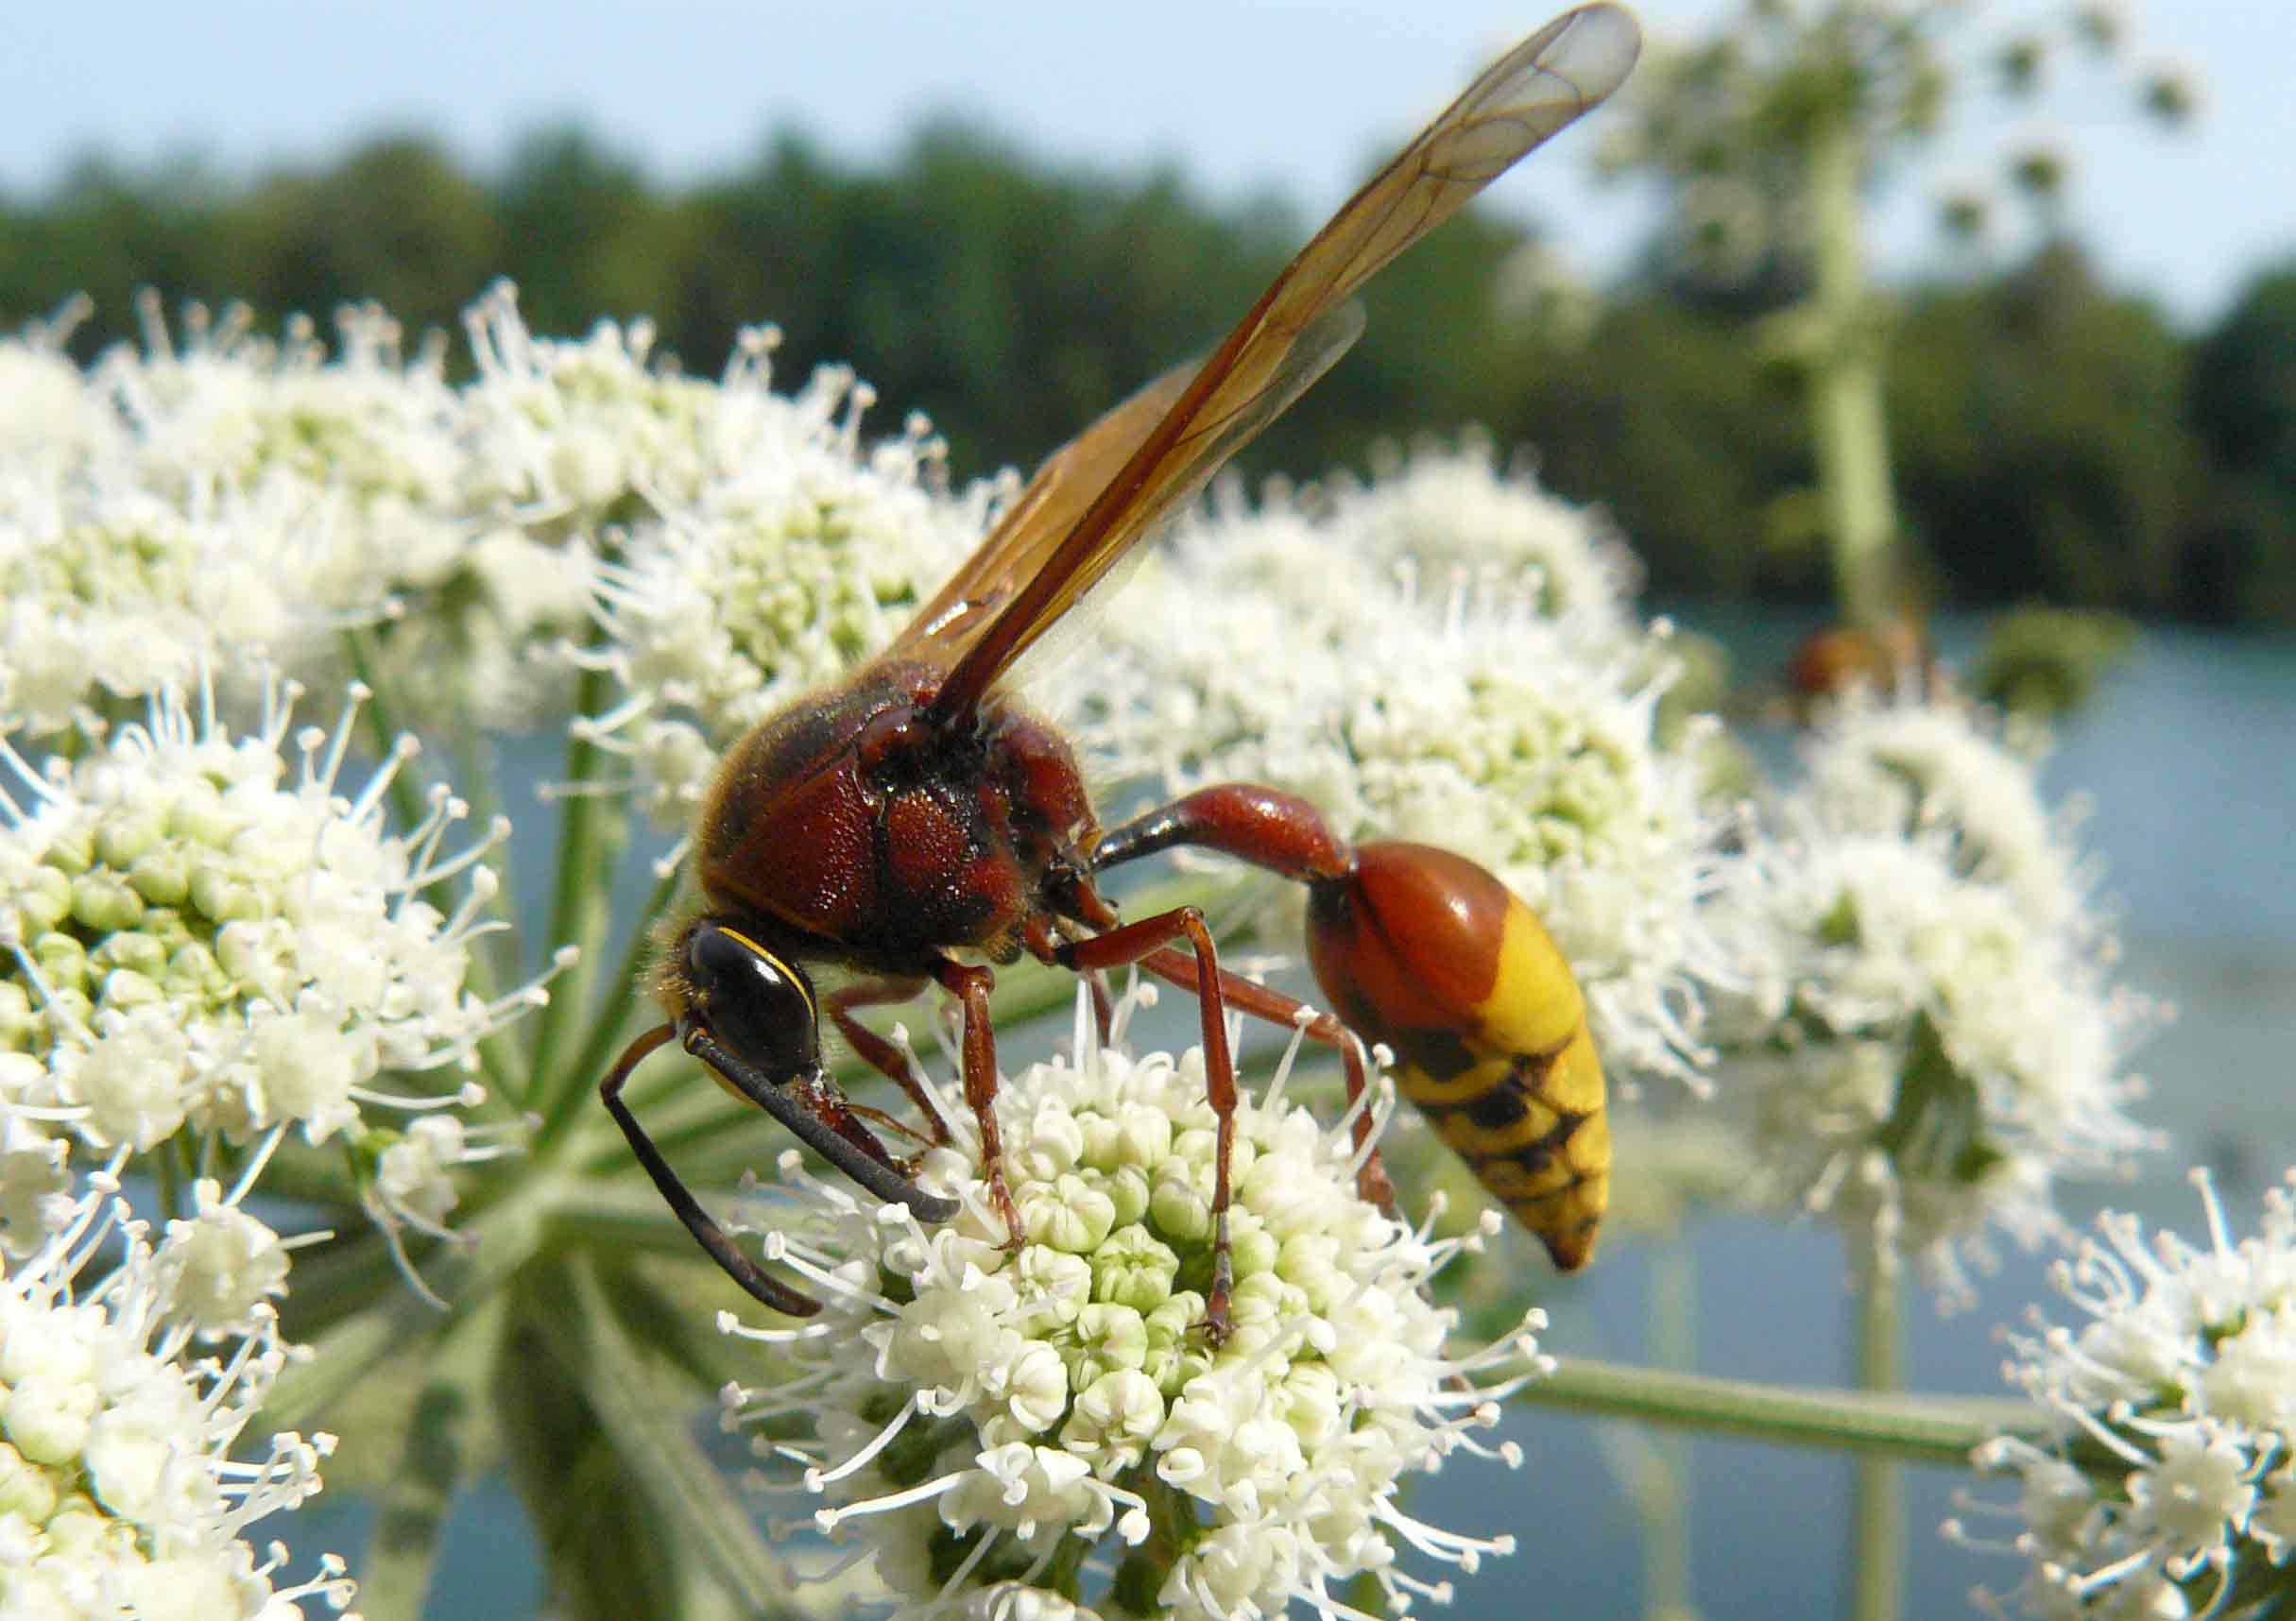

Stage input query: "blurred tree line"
[{"left": 4, "top": 123, "right": 2289, "bottom": 624}]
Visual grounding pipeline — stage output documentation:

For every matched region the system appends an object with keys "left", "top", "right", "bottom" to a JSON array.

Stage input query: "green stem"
[
  {"left": 1804, "top": 111, "right": 1899, "bottom": 631},
  {"left": 565, "top": 1257, "right": 795, "bottom": 1611},
  {"left": 354, "top": 1294, "right": 506, "bottom": 1621},
  {"left": 528, "top": 657, "right": 630, "bottom": 1138},
  {"left": 1645, "top": 1235, "right": 1699, "bottom": 1621},
  {"left": 1516, "top": 1356, "right": 2032, "bottom": 1468},
  {"left": 555, "top": 862, "right": 684, "bottom": 1135},
  {"left": 1849, "top": 1266, "right": 1905, "bottom": 1621},
  {"left": 153, "top": 1139, "right": 184, "bottom": 1223}
]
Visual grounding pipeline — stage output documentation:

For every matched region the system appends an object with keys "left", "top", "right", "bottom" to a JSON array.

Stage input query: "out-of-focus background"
[{"left": 9, "top": 3, "right": 2291, "bottom": 1617}]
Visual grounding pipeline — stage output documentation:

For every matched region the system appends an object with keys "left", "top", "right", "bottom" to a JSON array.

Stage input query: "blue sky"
[{"left": 5, "top": 1, "right": 2287, "bottom": 326}]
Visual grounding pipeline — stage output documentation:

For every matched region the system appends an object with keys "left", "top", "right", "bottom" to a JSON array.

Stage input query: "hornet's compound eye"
[{"left": 686, "top": 924, "right": 820, "bottom": 1084}]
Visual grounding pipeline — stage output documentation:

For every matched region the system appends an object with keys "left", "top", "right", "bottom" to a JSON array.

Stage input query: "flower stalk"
[
  {"left": 1849, "top": 1264, "right": 1905, "bottom": 1621},
  {"left": 529, "top": 652, "right": 626, "bottom": 1138},
  {"left": 1802, "top": 107, "right": 1900, "bottom": 632},
  {"left": 1517, "top": 1358, "right": 2042, "bottom": 1468}
]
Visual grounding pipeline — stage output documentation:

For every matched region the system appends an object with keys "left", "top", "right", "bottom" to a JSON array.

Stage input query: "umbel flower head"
[
  {"left": 1956, "top": 1169, "right": 2296, "bottom": 1619},
  {"left": 0, "top": 671, "right": 550, "bottom": 1261},
  {"left": 1713, "top": 804, "right": 2155, "bottom": 1307},
  {"left": 1797, "top": 688, "right": 2096, "bottom": 940},
  {"left": 1710, "top": 690, "right": 2157, "bottom": 1306},
  {"left": 1055, "top": 459, "right": 1732, "bottom": 1093},
  {"left": 721, "top": 987, "right": 1546, "bottom": 1621},
  {"left": 0, "top": 1169, "right": 356, "bottom": 1620},
  {"left": 578, "top": 335, "right": 994, "bottom": 833}
]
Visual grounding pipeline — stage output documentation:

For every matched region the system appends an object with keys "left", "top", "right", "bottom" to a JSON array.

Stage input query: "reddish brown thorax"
[{"left": 693, "top": 659, "right": 1102, "bottom": 971}]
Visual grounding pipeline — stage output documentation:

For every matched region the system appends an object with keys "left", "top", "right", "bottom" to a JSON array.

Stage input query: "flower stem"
[
  {"left": 557, "top": 861, "right": 683, "bottom": 1136},
  {"left": 1848, "top": 1265, "right": 1905, "bottom": 1621},
  {"left": 564, "top": 1256, "right": 795, "bottom": 1611},
  {"left": 1645, "top": 1234, "right": 1699, "bottom": 1621},
  {"left": 528, "top": 656, "right": 629, "bottom": 1135},
  {"left": 354, "top": 1293, "right": 506, "bottom": 1621},
  {"left": 1803, "top": 109, "right": 1899, "bottom": 630},
  {"left": 1516, "top": 1355, "right": 2032, "bottom": 1468}
]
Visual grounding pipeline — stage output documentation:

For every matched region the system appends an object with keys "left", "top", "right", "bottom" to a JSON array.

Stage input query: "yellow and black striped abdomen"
[
  {"left": 1394, "top": 1011, "right": 1609, "bottom": 1271},
  {"left": 1307, "top": 840, "right": 1610, "bottom": 1271}
]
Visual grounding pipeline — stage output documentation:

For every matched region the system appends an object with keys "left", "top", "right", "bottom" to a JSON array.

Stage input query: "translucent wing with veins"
[{"left": 886, "top": 3, "right": 1642, "bottom": 723}]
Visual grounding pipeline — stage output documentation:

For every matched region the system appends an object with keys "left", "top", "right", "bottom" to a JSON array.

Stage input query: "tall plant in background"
[
  {"left": 1595, "top": 0, "right": 2194, "bottom": 635},
  {"left": 1591, "top": 9, "right": 2191, "bottom": 1614}
]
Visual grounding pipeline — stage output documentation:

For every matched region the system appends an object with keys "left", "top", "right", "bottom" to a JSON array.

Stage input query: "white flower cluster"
[
  {"left": 1322, "top": 438, "right": 1643, "bottom": 648},
  {"left": 0, "top": 298, "right": 465, "bottom": 735},
  {"left": 1716, "top": 693, "right": 2156, "bottom": 1305},
  {"left": 1959, "top": 1169, "right": 2296, "bottom": 1618},
  {"left": 579, "top": 343, "right": 994, "bottom": 829},
  {"left": 1798, "top": 690, "right": 2094, "bottom": 937},
  {"left": 2, "top": 283, "right": 985, "bottom": 741},
  {"left": 0, "top": 300, "right": 114, "bottom": 472},
  {"left": 0, "top": 675, "right": 541, "bottom": 1254},
  {"left": 1054, "top": 446, "right": 1727, "bottom": 1090},
  {"left": 722, "top": 990, "right": 1545, "bottom": 1621},
  {"left": 0, "top": 1171, "right": 355, "bottom": 1620}
]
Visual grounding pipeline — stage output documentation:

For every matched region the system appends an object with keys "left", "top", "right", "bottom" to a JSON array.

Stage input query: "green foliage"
[
  {"left": 3, "top": 120, "right": 2290, "bottom": 624},
  {"left": 1973, "top": 605, "right": 2137, "bottom": 718},
  {"left": 1890, "top": 243, "right": 2201, "bottom": 616},
  {"left": 2184, "top": 266, "right": 2296, "bottom": 623}
]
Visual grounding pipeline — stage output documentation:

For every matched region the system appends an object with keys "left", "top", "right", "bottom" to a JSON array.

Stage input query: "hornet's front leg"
[
  {"left": 1054, "top": 906, "right": 1245, "bottom": 1343},
  {"left": 823, "top": 975, "right": 953, "bottom": 1144},
  {"left": 601, "top": 1018, "right": 957, "bottom": 1318},
  {"left": 934, "top": 958, "right": 1027, "bottom": 1251}
]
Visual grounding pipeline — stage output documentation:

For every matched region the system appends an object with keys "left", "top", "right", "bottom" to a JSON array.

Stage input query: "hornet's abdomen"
[{"left": 1305, "top": 841, "right": 1609, "bottom": 1270}]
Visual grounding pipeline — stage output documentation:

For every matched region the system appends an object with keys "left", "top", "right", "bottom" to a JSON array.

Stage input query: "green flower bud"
[
  {"left": 70, "top": 872, "right": 146, "bottom": 931},
  {"left": 44, "top": 824, "right": 94, "bottom": 876},
  {"left": 31, "top": 932, "right": 89, "bottom": 993},
  {"left": 189, "top": 863, "right": 263, "bottom": 923},
  {"left": 1226, "top": 1269, "right": 1308, "bottom": 1332},
  {"left": 1070, "top": 1301, "right": 1149, "bottom": 1389},
  {"left": 1019, "top": 1172, "right": 1116, "bottom": 1254},
  {"left": 92, "top": 930, "right": 167, "bottom": 976},
  {"left": 165, "top": 941, "right": 229, "bottom": 1000},
  {"left": 1149, "top": 1165, "right": 1211, "bottom": 1242},
  {"left": 1090, "top": 1225, "right": 1180, "bottom": 1313},
  {"left": 0, "top": 982, "right": 34, "bottom": 1048},
  {"left": 42, "top": 986, "right": 93, "bottom": 1033},
  {"left": 0, "top": 1439, "right": 59, "bottom": 1524},
  {"left": 99, "top": 967, "right": 165, "bottom": 1012},
  {"left": 1140, "top": 1290, "right": 1212, "bottom": 1394},
  {"left": 167, "top": 786, "right": 243, "bottom": 848},
  {"left": 94, "top": 812, "right": 163, "bottom": 868},
  {"left": 1074, "top": 1109, "right": 1122, "bottom": 1168},
  {"left": 14, "top": 866, "right": 72, "bottom": 932},
  {"left": 1110, "top": 1101, "right": 1173, "bottom": 1168},
  {"left": 127, "top": 848, "right": 192, "bottom": 907},
  {"left": 1101, "top": 1164, "right": 1152, "bottom": 1228}
]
